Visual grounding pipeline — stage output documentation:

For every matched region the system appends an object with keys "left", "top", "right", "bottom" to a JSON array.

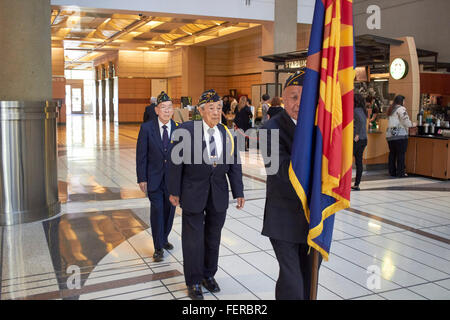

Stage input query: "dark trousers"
[
  {"left": 181, "top": 196, "right": 226, "bottom": 286},
  {"left": 353, "top": 139, "right": 367, "bottom": 186},
  {"left": 270, "top": 238, "right": 322, "bottom": 300},
  {"left": 388, "top": 139, "right": 408, "bottom": 177},
  {"left": 148, "top": 182, "right": 175, "bottom": 250}
]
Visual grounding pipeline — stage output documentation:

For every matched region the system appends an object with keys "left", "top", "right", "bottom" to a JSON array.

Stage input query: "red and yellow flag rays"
[{"left": 307, "top": 0, "right": 354, "bottom": 256}]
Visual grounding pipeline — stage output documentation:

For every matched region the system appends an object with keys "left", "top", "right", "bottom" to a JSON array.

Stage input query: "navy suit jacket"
[
  {"left": 261, "top": 110, "right": 309, "bottom": 243},
  {"left": 136, "top": 118, "right": 178, "bottom": 193},
  {"left": 168, "top": 121, "right": 244, "bottom": 213}
]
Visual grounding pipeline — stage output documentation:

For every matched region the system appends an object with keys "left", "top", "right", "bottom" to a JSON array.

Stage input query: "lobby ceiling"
[{"left": 51, "top": 8, "right": 259, "bottom": 70}]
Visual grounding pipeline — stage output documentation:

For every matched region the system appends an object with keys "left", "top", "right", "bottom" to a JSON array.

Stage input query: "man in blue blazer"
[
  {"left": 136, "top": 91, "right": 179, "bottom": 262},
  {"left": 168, "top": 89, "right": 245, "bottom": 300}
]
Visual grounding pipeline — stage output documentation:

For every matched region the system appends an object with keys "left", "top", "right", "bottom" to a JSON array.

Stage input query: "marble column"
[{"left": 0, "top": 0, "right": 60, "bottom": 225}]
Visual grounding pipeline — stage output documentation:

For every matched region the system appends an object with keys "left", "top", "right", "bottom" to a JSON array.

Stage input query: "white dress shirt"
[
  {"left": 203, "top": 120, "right": 223, "bottom": 159},
  {"left": 158, "top": 118, "right": 172, "bottom": 139},
  {"left": 291, "top": 117, "right": 297, "bottom": 125}
]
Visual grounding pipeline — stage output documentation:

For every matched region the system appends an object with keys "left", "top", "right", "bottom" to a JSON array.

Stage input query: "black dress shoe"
[
  {"left": 351, "top": 185, "right": 360, "bottom": 191},
  {"left": 202, "top": 277, "right": 220, "bottom": 293},
  {"left": 163, "top": 242, "right": 174, "bottom": 250},
  {"left": 187, "top": 284, "right": 204, "bottom": 300},
  {"left": 153, "top": 249, "right": 164, "bottom": 262}
]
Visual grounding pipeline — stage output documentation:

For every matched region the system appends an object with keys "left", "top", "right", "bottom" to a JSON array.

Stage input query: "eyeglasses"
[{"left": 159, "top": 106, "right": 173, "bottom": 111}]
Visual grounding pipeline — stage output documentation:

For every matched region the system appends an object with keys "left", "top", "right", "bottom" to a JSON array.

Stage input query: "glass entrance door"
[{"left": 71, "top": 87, "right": 84, "bottom": 114}]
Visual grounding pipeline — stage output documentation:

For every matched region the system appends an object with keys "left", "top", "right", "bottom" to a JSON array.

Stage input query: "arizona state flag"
[{"left": 289, "top": 0, "right": 355, "bottom": 261}]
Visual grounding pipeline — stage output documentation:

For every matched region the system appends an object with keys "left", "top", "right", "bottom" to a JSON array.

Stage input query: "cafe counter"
[{"left": 405, "top": 135, "right": 450, "bottom": 179}]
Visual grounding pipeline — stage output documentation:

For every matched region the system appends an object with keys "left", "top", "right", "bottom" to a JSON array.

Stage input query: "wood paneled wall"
[
  {"left": 117, "top": 78, "right": 151, "bottom": 122},
  {"left": 167, "top": 48, "right": 183, "bottom": 78},
  {"left": 52, "top": 48, "right": 66, "bottom": 123},
  {"left": 296, "top": 23, "right": 312, "bottom": 50},
  {"left": 205, "top": 33, "right": 263, "bottom": 97},
  {"left": 420, "top": 73, "right": 450, "bottom": 96},
  {"left": 168, "top": 76, "right": 182, "bottom": 107},
  {"left": 205, "top": 74, "right": 261, "bottom": 98},
  {"left": 51, "top": 48, "right": 65, "bottom": 76},
  {"left": 117, "top": 51, "right": 169, "bottom": 78}
]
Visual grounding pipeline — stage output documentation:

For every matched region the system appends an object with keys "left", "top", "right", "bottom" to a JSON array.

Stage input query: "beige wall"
[{"left": 354, "top": 0, "right": 450, "bottom": 61}]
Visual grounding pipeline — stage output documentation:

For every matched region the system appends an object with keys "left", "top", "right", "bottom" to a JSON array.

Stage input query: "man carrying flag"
[
  {"left": 262, "top": 70, "right": 320, "bottom": 300},
  {"left": 262, "top": 0, "right": 354, "bottom": 300}
]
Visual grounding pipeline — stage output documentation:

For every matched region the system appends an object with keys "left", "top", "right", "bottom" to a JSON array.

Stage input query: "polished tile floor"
[{"left": 1, "top": 115, "right": 449, "bottom": 300}]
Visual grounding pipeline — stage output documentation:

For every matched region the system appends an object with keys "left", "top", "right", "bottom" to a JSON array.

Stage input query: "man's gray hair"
[
  {"left": 150, "top": 97, "right": 157, "bottom": 104},
  {"left": 198, "top": 103, "right": 206, "bottom": 109}
]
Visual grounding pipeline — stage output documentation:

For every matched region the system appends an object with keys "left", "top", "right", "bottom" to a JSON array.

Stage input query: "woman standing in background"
[
  {"left": 267, "top": 96, "right": 283, "bottom": 120},
  {"left": 260, "top": 94, "right": 271, "bottom": 125},
  {"left": 385, "top": 95, "right": 413, "bottom": 178},
  {"left": 352, "top": 93, "right": 368, "bottom": 191}
]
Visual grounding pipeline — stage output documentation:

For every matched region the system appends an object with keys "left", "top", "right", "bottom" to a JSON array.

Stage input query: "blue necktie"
[
  {"left": 162, "top": 125, "right": 169, "bottom": 151},
  {"left": 208, "top": 128, "right": 217, "bottom": 158}
]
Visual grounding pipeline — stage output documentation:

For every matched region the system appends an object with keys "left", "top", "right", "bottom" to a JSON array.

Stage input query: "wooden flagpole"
[{"left": 309, "top": 248, "right": 320, "bottom": 300}]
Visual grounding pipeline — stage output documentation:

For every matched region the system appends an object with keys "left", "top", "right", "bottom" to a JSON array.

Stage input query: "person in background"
[
  {"left": 230, "top": 96, "right": 238, "bottom": 114},
  {"left": 233, "top": 96, "right": 253, "bottom": 150},
  {"left": 233, "top": 96, "right": 252, "bottom": 150},
  {"left": 246, "top": 98, "right": 255, "bottom": 128},
  {"left": 386, "top": 95, "right": 414, "bottom": 178},
  {"left": 221, "top": 95, "right": 231, "bottom": 125},
  {"left": 261, "top": 93, "right": 271, "bottom": 125},
  {"left": 352, "top": 93, "right": 368, "bottom": 191},
  {"left": 267, "top": 96, "right": 283, "bottom": 120},
  {"left": 136, "top": 91, "right": 178, "bottom": 262},
  {"left": 143, "top": 97, "right": 158, "bottom": 123},
  {"left": 234, "top": 96, "right": 252, "bottom": 132},
  {"left": 367, "top": 96, "right": 380, "bottom": 129}
]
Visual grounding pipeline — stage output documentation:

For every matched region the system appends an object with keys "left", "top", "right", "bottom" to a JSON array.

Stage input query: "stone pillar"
[
  {"left": 0, "top": 0, "right": 60, "bottom": 225},
  {"left": 95, "top": 66, "right": 100, "bottom": 119},
  {"left": 274, "top": 0, "right": 298, "bottom": 54},
  {"left": 0, "top": 0, "right": 52, "bottom": 100},
  {"left": 389, "top": 37, "right": 421, "bottom": 120},
  {"left": 260, "top": 0, "right": 298, "bottom": 93},
  {"left": 275, "top": 0, "right": 298, "bottom": 91},
  {"left": 101, "top": 65, "right": 107, "bottom": 118},
  {"left": 261, "top": 23, "right": 275, "bottom": 85},
  {"left": 108, "top": 61, "right": 115, "bottom": 122},
  {"left": 182, "top": 46, "right": 205, "bottom": 104}
]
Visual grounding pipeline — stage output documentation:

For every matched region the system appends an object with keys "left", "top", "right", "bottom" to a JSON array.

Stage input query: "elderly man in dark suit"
[
  {"left": 168, "top": 89, "right": 245, "bottom": 300},
  {"left": 261, "top": 70, "right": 322, "bottom": 300},
  {"left": 136, "top": 91, "right": 179, "bottom": 262}
]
